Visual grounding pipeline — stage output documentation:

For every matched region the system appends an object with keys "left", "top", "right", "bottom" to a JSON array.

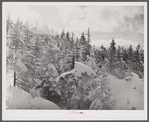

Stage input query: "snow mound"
[
  {"left": 75, "top": 62, "right": 97, "bottom": 76},
  {"left": 7, "top": 86, "right": 33, "bottom": 100},
  {"left": 6, "top": 86, "right": 60, "bottom": 110},
  {"left": 6, "top": 86, "right": 33, "bottom": 109},
  {"left": 106, "top": 73, "right": 144, "bottom": 110},
  {"left": 29, "top": 88, "right": 39, "bottom": 98},
  {"left": 6, "top": 73, "right": 14, "bottom": 88},
  {"left": 29, "top": 97, "right": 60, "bottom": 109}
]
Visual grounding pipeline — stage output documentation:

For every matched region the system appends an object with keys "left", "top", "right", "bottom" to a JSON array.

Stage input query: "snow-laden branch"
[{"left": 56, "top": 62, "right": 97, "bottom": 82}]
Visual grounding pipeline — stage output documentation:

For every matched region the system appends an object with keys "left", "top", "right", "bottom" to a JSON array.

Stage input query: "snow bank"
[
  {"left": 6, "top": 86, "right": 60, "bottom": 110},
  {"left": 6, "top": 86, "right": 33, "bottom": 109},
  {"left": 106, "top": 73, "right": 144, "bottom": 110},
  {"left": 29, "top": 97, "right": 60, "bottom": 109},
  {"left": 6, "top": 72, "right": 14, "bottom": 88}
]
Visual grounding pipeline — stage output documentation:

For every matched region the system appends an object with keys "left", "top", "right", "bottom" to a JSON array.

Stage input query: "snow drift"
[
  {"left": 6, "top": 86, "right": 60, "bottom": 110},
  {"left": 106, "top": 73, "right": 144, "bottom": 110}
]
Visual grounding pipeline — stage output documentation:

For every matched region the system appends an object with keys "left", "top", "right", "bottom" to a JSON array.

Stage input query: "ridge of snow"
[{"left": 75, "top": 62, "right": 97, "bottom": 76}]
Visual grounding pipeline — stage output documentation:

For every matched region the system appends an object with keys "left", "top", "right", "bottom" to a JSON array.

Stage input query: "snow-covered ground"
[
  {"left": 106, "top": 73, "right": 144, "bottom": 110},
  {"left": 5, "top": 63, "right": 144, "bottom": 110},
  {"left": 6, "top": 86, "right": 60, "bottom": 109}
]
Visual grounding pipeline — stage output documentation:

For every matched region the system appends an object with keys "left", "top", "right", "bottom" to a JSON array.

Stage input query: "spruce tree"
[
  {"left": 128, "top": 45, "right": 133, "bottom": 63},
  {"left": 61, "top": 28, "right": 65, "bottom": 39},
  {"left": 109, "top": 38, "right": 116, "bottom": 64},
  {"left": 117, "top": 46, "right": 121, "bottom": 62}
]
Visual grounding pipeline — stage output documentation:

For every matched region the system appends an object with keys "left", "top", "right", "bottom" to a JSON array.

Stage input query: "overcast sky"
[{"left": 4, "top": 3, "right": 144, "bottom": 49}]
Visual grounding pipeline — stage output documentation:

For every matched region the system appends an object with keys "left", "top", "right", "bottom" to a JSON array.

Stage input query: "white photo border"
[{"left": 2, "top": 2, "right": 148, "bottom": 120}]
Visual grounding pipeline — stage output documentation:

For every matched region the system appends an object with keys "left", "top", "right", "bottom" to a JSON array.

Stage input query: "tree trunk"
[{"left": 14, "top": 71, "right": 16, "bottom": 86}]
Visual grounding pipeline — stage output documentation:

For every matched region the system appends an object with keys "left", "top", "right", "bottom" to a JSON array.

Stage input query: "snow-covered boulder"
[{"left": 75, "top": 62, "right": 97, "bottom": 76}]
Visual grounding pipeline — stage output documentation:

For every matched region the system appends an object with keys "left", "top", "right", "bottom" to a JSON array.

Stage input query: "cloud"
[
  {"left": 62, "top": 6, "right": 119, "bottom": 33},
  {"left": 57, "top": 6, "right": 144, "bottom": 34},
  {"left": 119, "top": 13, "right": 144, "bottom": 34},
  {"left": 4, "top": 4, "right": 144, "bottom": 34}
]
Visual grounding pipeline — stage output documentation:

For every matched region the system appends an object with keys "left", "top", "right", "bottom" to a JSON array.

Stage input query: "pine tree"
[
  {"left": 66, "top": 32, "right": 70, "bottom": 41},
  {"left": 75, "top": 38, "right": 80, "bottom": 62},
  {"left": 117, "top": 46, "right": 121, "bottom": 62},
  {"left": 109, "top": 38, "right": 116, "bottom": 64},
  {"left": 70, "top": 32, "right": 75, "bottom": 70},
  {"left": 134, "top": 44, "right": 141, "bottom": 64},
  {"left": 6, "top": 11, "right": 10, "bottom": 35},
  {"left": 127, "top": 45, "right": 133, "bottom": 63},
  {"left": 80, "top": 32, "right": 86, "bottom": 45},
  {"left": 61, "top": 28, "right": 65, "bottom": 39},
  {"left": 85, "top": 28, "right": 91, "bottom": 56},
  {"left": 122, "top": 49, "right": 128, "bottom": 62}
]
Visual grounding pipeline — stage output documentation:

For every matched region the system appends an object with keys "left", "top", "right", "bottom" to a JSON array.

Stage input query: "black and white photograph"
[{"left": 2, "top": 2, "right": 147, "bottom": 120}]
